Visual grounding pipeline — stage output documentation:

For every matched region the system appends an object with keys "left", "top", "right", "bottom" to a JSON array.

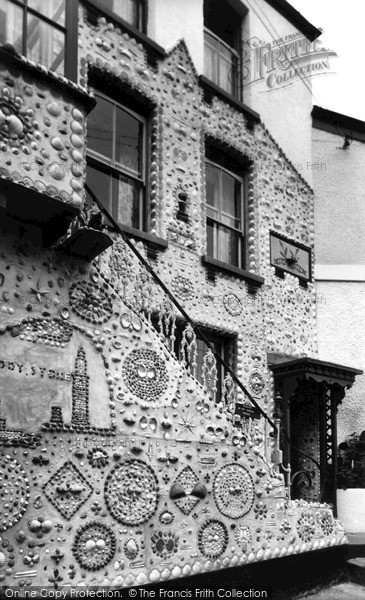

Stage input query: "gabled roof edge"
[{"left": 264, "top": 0, "right": 322, "bottom": 42}]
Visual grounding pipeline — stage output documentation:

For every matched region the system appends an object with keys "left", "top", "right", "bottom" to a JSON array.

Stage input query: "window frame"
[
  {"left": 205, "top": 157, "right": 246, "bottom": 270},
  {"left": 0, "top": 0, "right": 78, "bottom": 80},
  {"left": 113, "top": 0, "right": 146, "bottom": 33},
  {"left": 86, "top": 88, "right": 148, "bottom": 233},
  {"left": 204, "top": 27, "right": 241, "bottom": 100},
  {"left": 203, "top": 0, "right": 243, "bottom": 100},
  {"left": 83, "top": 0, "right": 146, "bottom": 34}
]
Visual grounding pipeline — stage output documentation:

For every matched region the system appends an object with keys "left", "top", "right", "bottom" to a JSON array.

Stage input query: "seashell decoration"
[
  {"left": 7, "top": 114, "right": 24, "bottom": 136},
  {"left": 139, "top": 416, "right": 148, "bottom": 429},
  {"left": 160, "top": 511, "right": 174, "bottom": 525},
  {"left": 41, "top": 520, "right": 53, "bottom": 533},
  {"left": 51, "top": 136, "right": 65, "bottom": 151},
  {"left": 72, "top": 108, "right": 83, "bottom": 121},
  {"left": 46, "top": 102, "right": 61, "bottom": 117},
  {"left": 72, "top": 192, "right": 83, "bottom": 206},
  {"left": 70, "top": 134, "right": 83, "bottom": 148},
  {"left": 125, "top": 538, "right": 138, "bottom": 557},
  {"left": 0, "top": 552, "right": 6, "bottom": 567},
  {"left": 71, "top": 164, "right": 83, "bottom": 177},
  {"left": 70, "top": 179, "right": 82, "bottom": 192},
  {"left": 71, "top": 150, "right": 83, "bottom": 163},
  {"left": 71, "top": 121, "right": 83, "bottom": 134},
  {"left": 28, "top": 519, "right": 41, "bottom": 533},
  {"left": 48, "top": 162, "right": 66, "bottom": 180}
]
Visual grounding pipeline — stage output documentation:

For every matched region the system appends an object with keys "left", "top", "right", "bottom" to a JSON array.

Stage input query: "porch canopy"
[{"left": 268, "top": 355, "right": 362, "bottom": 507}]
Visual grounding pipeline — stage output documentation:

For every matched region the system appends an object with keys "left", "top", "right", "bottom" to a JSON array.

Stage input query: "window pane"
[
  {"left": 204, "top": 0, "right": 241, "bottom": 49},
  {"left": 230, "top": 53, "right": 239, "bottom": 97},
  {"left": 204, "top": 29, "right": 240, "bottom": 98},
  {"left": 86, "top": 164, "right": 112, "bottom": 217},
  {"left": 206, "top": 163, "right": 220, "bottom": 210},
  {"left": 115, "top": 107, "right": 143, "bottom": 176},
  {"left": 116, "top": 174, "right": 142, "bottom": 230},
  {"left": 204, "top": 33, "right": 219, "bottom": 84},
  {"left": 0, "top": 0, "right": 23, "bottom": 53},
  {"left": 112, "top": 0, "right": 142, "bottom": 29},
  {"left": 27, "top": 0, "right": 66, "bottom": 26},
  {"left": 207, "top": 219, "right": 215, "bottom": 259},
  {"left": 221, "top": 171, "right": 238, "bottom": 217},
  {"left": 26, "top": 14, "right": 65, "bottom": 74},
  {"left": 196, "top": 338, "right": 208, "bottom": 384},
  {"left": 219, "top": 49, "right": 234, "bottom": 95},
  {"left": 88, "top": 96, "right": 114, "bottom": 160},
  {"left": 218, "top": 225, "right": 240, "bottom": 267},
  {"left": 221, "top": 171, "right": 242, "bottom": 228}
]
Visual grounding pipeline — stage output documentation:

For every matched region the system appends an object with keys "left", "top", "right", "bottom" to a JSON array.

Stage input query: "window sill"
[
  {"left": 199, "top": 75, "right": 260, "bottom": 127},
  {"left": 117, "top": 223, "right": 168, "bottom": 260},
  {"left": 202, "top": 255, "right": 264, "bottom": 289},
  {"left": 81, "top": 0, "right": 166, "bottom": 64}
]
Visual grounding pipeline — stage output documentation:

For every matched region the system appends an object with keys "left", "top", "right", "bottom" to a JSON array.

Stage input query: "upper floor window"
[
  {"left": 94, "top": 0, "right": 145, "bottom": 32},
  {"left": 86, "top": 89, "right": 147, "bottom": 232},
  {"left": 204, "top": 0, "right": 242, "bottom": 99},
  {"left": 0, "top": 0, "right": 76, "bottom": 78},
  {"left": 205, "top": 145, "right": 246, "bottom": 269}
]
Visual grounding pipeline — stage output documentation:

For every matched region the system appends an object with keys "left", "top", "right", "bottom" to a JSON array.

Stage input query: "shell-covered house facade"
[{"left": 0, "top": 0, "right": 360, "bottom": 590}]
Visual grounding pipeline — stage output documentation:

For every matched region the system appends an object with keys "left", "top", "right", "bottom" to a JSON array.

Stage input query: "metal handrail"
[
  {"left": 85, "top": 183, "right": 327, "bottom": 495},
  {"left": 85, "top": 182, "right": 278, "bottom": 434}
]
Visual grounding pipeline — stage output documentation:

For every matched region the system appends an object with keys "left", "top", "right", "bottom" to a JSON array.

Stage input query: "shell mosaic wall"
[
  {"left": 0, "top": 52, "right": 91, "bottom": 211},
  {"left": 0, "top": 234, "right": 346, "bottom": 588},
  {"left": 0, "top": 3, "right": 343, "bottom": 591},
  {"left": 78, "top": 7, "right": 318, "bottom": 416}
]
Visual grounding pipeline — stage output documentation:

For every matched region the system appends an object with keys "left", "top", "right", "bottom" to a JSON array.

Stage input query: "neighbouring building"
[
  {"left": 0, "top": 0, "right": 361, "bottom": 590},
  {"left": 312, "top": 106, "right": 365, "bottom": 443}
]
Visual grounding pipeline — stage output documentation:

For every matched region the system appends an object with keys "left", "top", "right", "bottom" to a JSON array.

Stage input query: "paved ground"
[
  {"left": 136, "top": 545, "right": 365, "bottom": 600},
  {"left": 274, "top": 542, "right": 365, "bottom": 600},
  {"left": 299, "top": 583, "right": 365, "bottom": 599}
]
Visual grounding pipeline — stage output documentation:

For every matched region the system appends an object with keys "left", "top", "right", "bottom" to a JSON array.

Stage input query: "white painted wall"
[
  {"left": 148, "top": 0, "right": 317, "bottom": 183},
  {"left": 316, "top": 281, "right": 365, "bottom": 441},
  {"left": 313, "top": 129, "right": 365, "bottom": 265},
  {"left": 313, "top": 126, "right": 365, "bottom": 442},
  {"left": 148, "top": 0, "right": 204, "bottom": 71},
  {"left": 242, "top": 0, "right": 314, "bottom": 183}
]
